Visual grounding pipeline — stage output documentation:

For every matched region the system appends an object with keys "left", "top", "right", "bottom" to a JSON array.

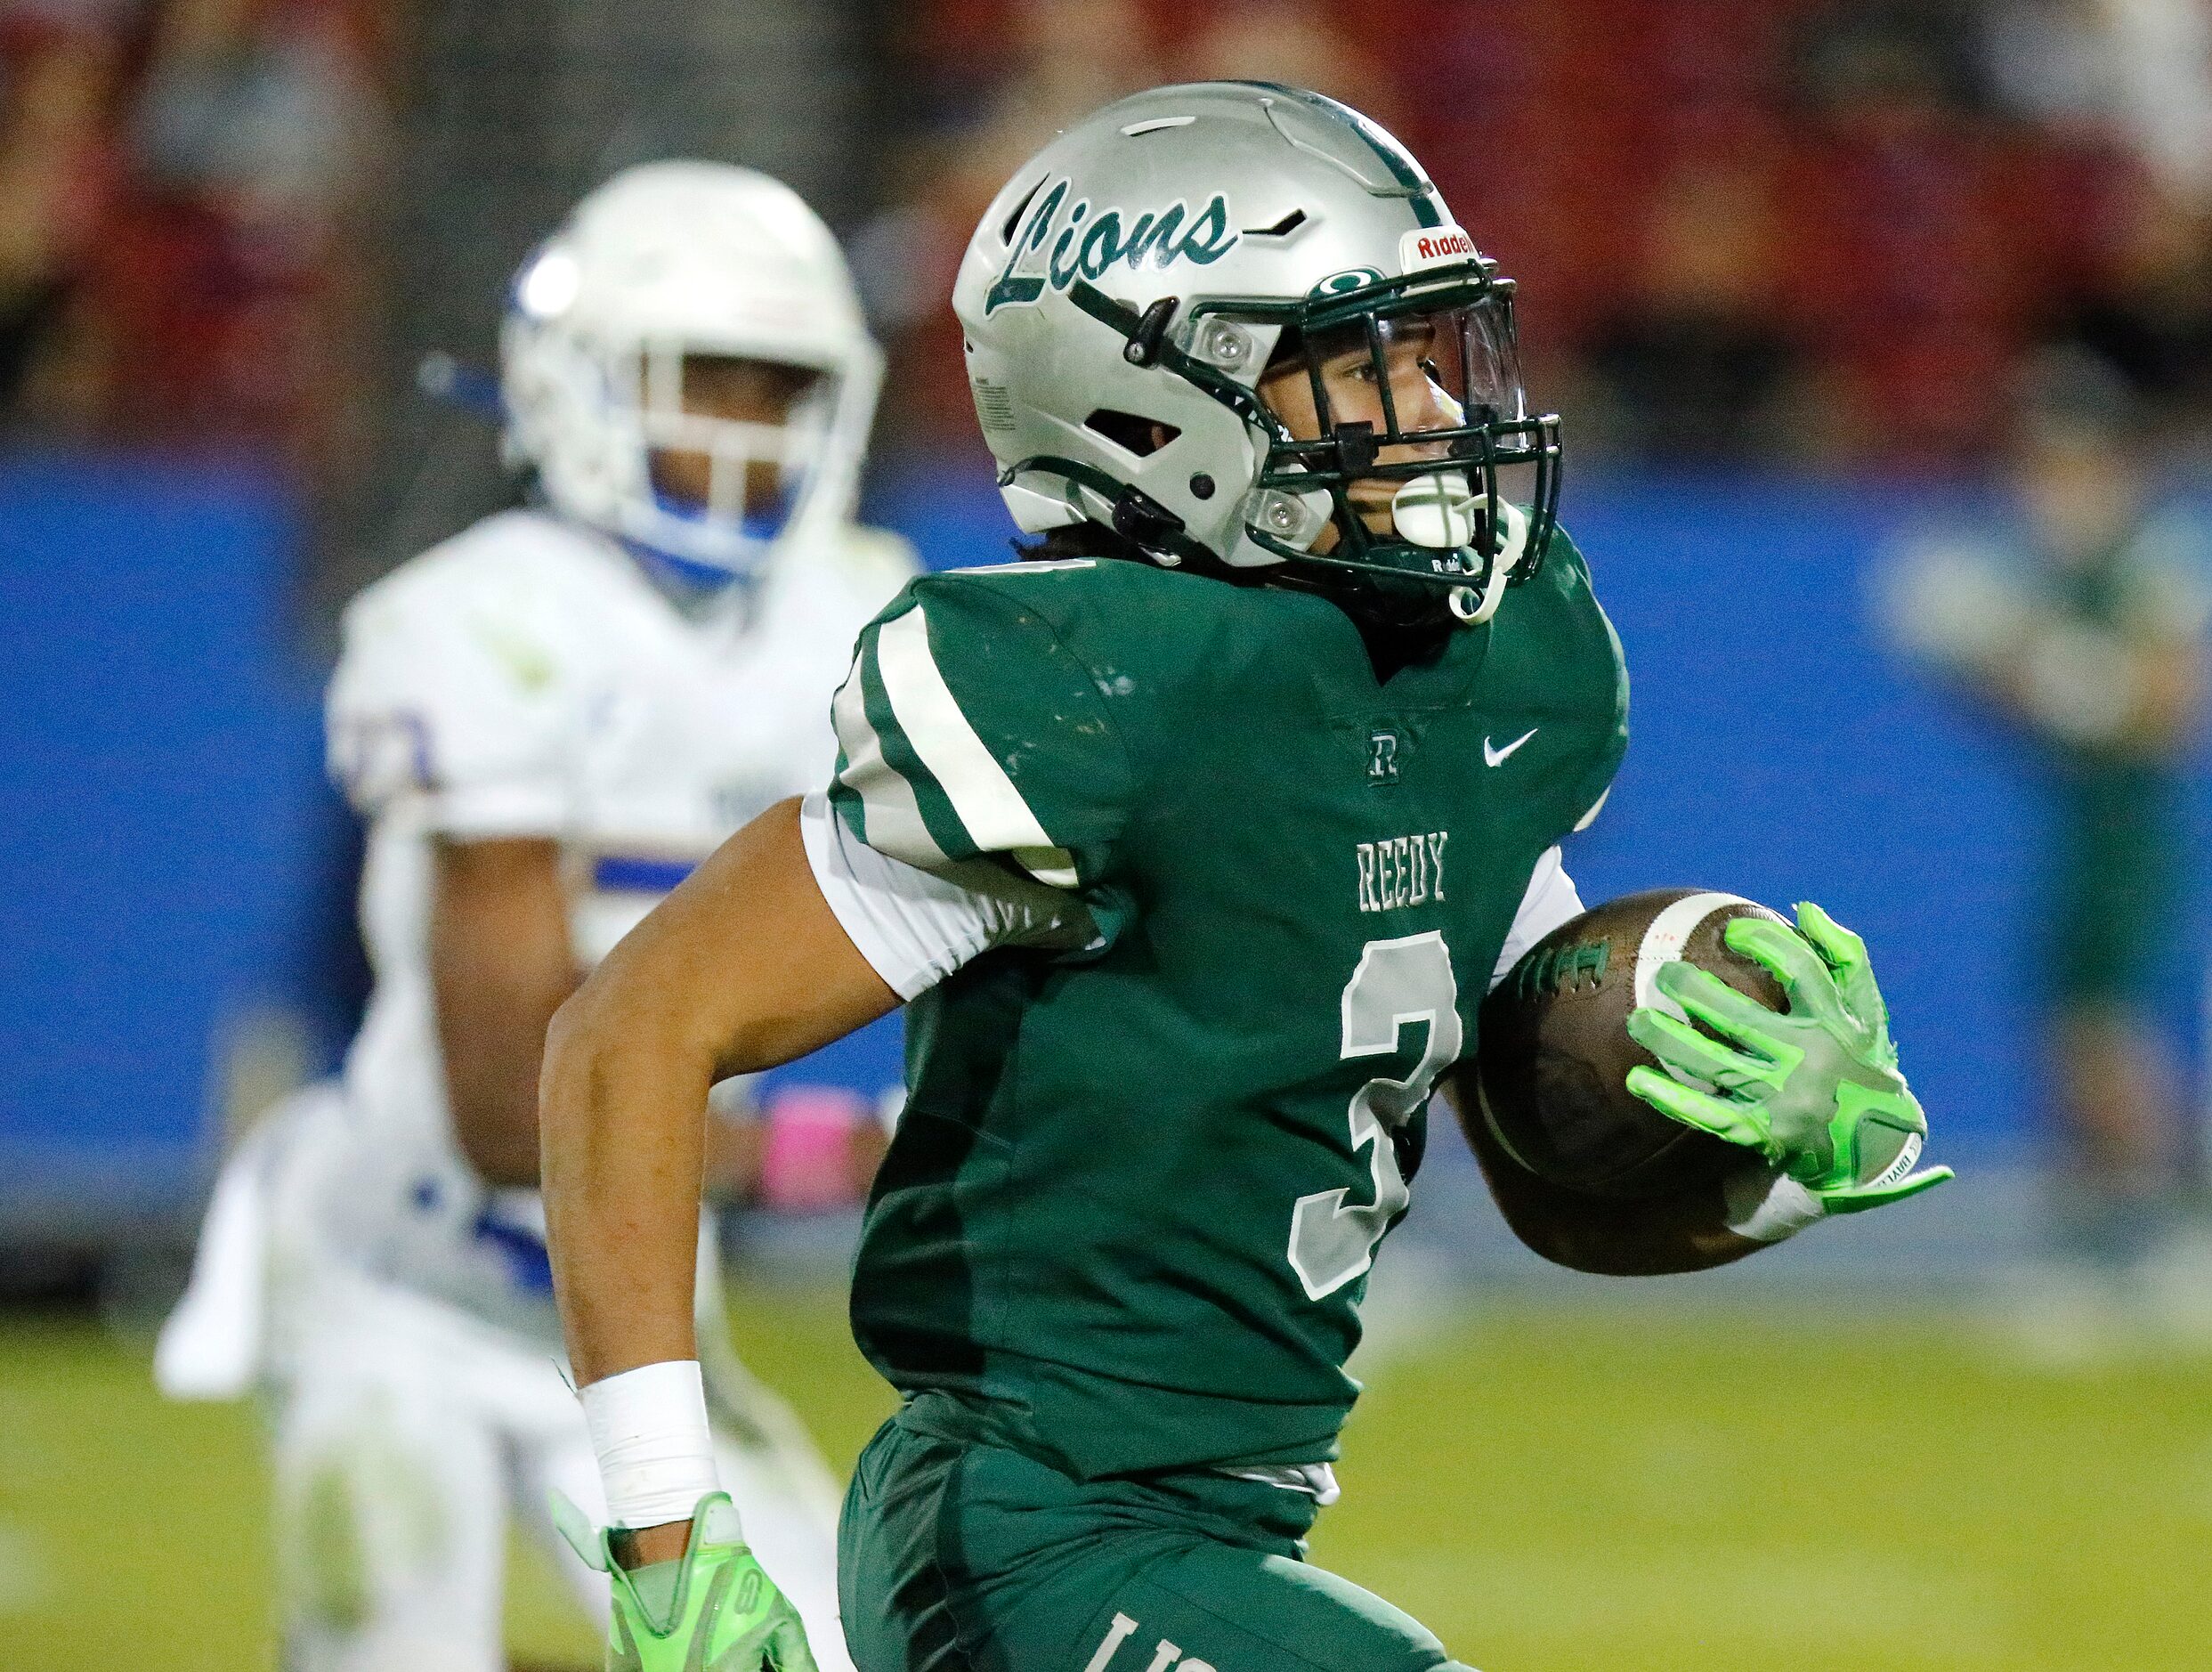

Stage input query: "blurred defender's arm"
[
  {"left": 1978, "top": 621, "right": 2202, "bottom": 753},
  {"left": 432, "top": 836, "right": 579, "bottom": 1186},
  {"left": 541, "top": 797, "right": 899, "bottom": 1559},
  {"left": 2130, "top": 635, "right": 2204, "bottom": 750},
  {"left": 431, "top": 836, "right": 771, "bottom": 1194}
]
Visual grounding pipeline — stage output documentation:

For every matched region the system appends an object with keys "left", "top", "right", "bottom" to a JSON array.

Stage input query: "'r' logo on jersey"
[
  {"left": 1357, "top": 832, "right": 1447, "bottom": 913},
  {"left": 1367, "top": 727, "right": 1401, "bottom": 783}
]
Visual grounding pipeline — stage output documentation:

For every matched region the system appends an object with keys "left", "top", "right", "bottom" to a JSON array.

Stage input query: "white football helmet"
[
  {"left": 954, "top": 82, "right": 1560, "bottom": 628},
  {"left": 501, "top": 161, "right": 882, "bottom": 584}
]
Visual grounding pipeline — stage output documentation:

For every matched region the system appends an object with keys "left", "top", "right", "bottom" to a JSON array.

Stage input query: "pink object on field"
[{"left": 761, "top": 1086, "right": 870, "bottom": 1211}]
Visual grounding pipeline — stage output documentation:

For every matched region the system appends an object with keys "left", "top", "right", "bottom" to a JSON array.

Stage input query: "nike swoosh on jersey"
[{"left": 1484, "top": 727, "right": 1538, "bottom": 767}]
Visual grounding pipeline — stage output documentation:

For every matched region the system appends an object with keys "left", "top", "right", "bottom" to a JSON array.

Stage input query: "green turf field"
[{"left": 3, "top": 1284, "right": 2208, "bottom": 1671}]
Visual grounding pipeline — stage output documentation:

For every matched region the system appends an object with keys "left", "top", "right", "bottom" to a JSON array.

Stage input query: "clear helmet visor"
[
  {"left": 1261, "top": 291, "right": 1534, "bottom": 453},
  {"left": 1252, "top": 291, "right": 1543, "bottom": 553}
]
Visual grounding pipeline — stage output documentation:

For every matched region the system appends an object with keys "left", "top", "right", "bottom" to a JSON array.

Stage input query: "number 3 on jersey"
[{"left": 1288, "top": 933, "right": 1463, "bottom": 1300}]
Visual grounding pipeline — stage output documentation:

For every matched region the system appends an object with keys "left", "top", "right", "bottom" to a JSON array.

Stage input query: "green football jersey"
[{"left": 827, "top": 534, "right": 1627, "bottom": 1480}]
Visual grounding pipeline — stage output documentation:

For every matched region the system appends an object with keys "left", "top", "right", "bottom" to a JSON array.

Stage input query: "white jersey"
[{"left": 313, "top": 507, "right": 914, "bottom": 1336}]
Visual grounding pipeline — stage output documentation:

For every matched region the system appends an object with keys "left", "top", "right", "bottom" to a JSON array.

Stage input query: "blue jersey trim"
[
  {"left": 469, "top": 1211, "right": 555, "bottom": 1295},
  {"left": 625, "top": 540, "right": 748, "bottom": 597},
  {"left": 593, "top": 853, "right": 698, "bottom": 894}
]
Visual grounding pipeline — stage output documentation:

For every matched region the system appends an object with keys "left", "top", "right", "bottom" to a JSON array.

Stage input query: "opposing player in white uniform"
[{"left": 157, "top": 162, "right": 912, "bottom": 1672}]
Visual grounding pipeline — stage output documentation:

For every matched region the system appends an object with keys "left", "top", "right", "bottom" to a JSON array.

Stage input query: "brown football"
[{"left": 1457, "top": 888, "right": 1788, "bottom": 1199}]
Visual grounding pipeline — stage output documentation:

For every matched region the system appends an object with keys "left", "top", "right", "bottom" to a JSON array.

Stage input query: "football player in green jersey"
[{"left": 537, "top": 84, "right": 1952, "bottom": 1672}]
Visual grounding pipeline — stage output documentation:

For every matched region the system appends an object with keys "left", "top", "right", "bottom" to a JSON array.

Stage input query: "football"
[{"left": 1458, "top": 889, "right": 1789, "bottom": 1199}]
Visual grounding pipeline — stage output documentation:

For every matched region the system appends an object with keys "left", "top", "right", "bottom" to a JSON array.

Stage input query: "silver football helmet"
[{"left": 953, "top": 81, "right": 1560, "bottom": 628}]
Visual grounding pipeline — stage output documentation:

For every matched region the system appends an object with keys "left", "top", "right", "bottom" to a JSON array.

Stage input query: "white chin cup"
[
  {"left": 1391, "top": 469, "right": 1479, "bottom": 549},
  {"left": 1392, "top": 472, "right": 1531, "bottom": 571}
]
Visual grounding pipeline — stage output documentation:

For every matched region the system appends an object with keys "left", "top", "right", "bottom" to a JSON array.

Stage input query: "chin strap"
[
  {"left": 999, "top": 452, "right": 1224, "bottom": 572},
  {"left": 1445, "top": 499, "right": 1527, "bottom": 625}
]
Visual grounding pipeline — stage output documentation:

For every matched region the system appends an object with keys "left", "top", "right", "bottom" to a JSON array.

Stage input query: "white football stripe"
[
  {"left": 874, "top": 606, "right": 1079, "bottom": 889},
  {"left": 943, "top": 557, "right": 1097, "bottom": 574},
  {"left": 1633, "top": 890, "right": 1783, "bottom": 1092},
  {"left": 831, "top": 654, "right": 950, "bottom": 870}
]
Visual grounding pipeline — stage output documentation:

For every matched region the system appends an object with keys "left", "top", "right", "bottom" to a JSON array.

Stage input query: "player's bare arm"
[{"left": 540, "top": 797, "right": 896, "bottom": 1559}]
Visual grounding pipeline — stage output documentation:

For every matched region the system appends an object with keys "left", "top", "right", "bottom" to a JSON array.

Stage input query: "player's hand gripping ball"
[
  {"left": 1624, "top": 900, "right": 1953, "bottom": 1213},
  {"left": 1469, "top": 889, "right": 1784, "bottom": 1197},
  {"left": 1467, "top": 890, "right": 1953, "bottom": 1210}
]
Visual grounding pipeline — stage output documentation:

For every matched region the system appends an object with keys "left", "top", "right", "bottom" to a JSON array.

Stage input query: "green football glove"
[
  {"left": 1624, "top": 901, "right": 1955, "bottom": 1214},
  {"left": 552, "top": 1489, "right": 818, "bottom": 1672}
]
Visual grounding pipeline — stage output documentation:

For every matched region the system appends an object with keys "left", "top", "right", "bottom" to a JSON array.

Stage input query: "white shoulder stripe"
[
  {"left": 942, "top": 558, "right": 1097, "bottom": 575},
  {"left": 873, "top": 606, "right": 1079, "bottom": 889},
  {"left": 831, "top": 657, "right": 949, "bottom": 870}
]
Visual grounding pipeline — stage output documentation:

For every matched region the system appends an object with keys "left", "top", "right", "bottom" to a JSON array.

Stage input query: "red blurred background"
[{"left": 8, "top": 0, "right": 2212, "bottom": 482}]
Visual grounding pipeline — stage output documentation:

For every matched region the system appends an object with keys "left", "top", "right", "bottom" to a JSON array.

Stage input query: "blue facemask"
[{"left": 624, "top": 487, "right": 797, "bottom": 601}]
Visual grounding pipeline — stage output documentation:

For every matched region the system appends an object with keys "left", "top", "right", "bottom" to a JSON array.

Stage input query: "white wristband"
[
  {"left": 579, "top": 1360, "right": 725, "bottom": 1530},
  {"left": 1723, "top": 1165, "right": 1827, "bottom": 1244}
]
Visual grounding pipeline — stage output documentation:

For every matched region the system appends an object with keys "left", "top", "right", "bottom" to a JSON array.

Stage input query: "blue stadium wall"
[
  {"left": 3, "top": 457, "right": 2203, "bottom": 1238},
  {"left": 0, "top": 457, "right": 331, "bottom": 1238}
]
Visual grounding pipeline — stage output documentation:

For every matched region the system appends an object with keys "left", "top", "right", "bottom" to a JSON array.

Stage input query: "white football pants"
[{"left": 268, "top": 1265, "right": 852, "bottom": 1672}]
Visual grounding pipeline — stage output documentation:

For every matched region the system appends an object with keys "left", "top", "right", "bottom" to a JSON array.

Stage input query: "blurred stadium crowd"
[
  {"left": 0, "top": 0, "right": 383, "bottom": 466},
  {"left": 864, "top": 0, "right": 2212, "bottom": 469},
  {"left": 14, "top": 0, "right": 2212, "bottom": 476}
]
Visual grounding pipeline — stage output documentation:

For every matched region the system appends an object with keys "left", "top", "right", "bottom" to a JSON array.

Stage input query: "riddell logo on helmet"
[
  {"left": 1399, "top": 227, "right": 1478, "bottom": 272},
  {"left": 985, "top": 177, "right": 1240, "bottom": 314}
]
